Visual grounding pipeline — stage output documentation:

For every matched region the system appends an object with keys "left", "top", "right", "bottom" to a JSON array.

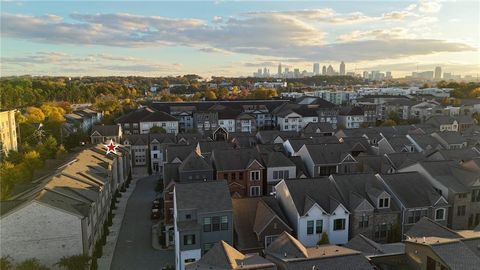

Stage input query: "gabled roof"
[
  {"left": 261, "top": 151, "right": 295, "bottom": 168},
  {"left": 265, "top": 231, "right": 308, "bottom": 259},
  {"left": 304, "top": 144, "right": 356, "bottom": 165},
  {"left": 212, "top": 148, "right": 263, "bottom": 171},
  {"left": 187, "top": 241, "right": 276, "bottom": 270},
  {"left": 178, "top": 151, "right": 212, "bottom": 172},
  {"left": 417, "top": 160, "right": 479, "bottom": 192},
  {"left": 233, "top": 196, "right": 292, "bottom": 250},
  {"left": 91, "top": 124, "right": 121, "bottom": 137},
  {"left": 282, "top": 178, "right": 346, "bottom": 215},
  {"left": 122, "top": 134, "right": 149, "bottom": 145},
  {"left": 166, "top": 145, "right": 196, "bottom": 163},
  {"left": 426, "top": 115, "right": 456, "bottom": 126},
  {"left": 379, "top": 172, "right": 445, "bottom": 208},
  {"left": 345, "top": 234, "right": 405, "bottom": 257},
  {"left": 174, "top": 180, "right": 232, "bottom": 214},
  {"left": 303, "top": 122, "right": 335, "bottom": 134},
  {"left": 433, "top": 131, "right": 467, "bottom": 145},
  {"left": 427, "top": 148, "right": 480, "bottom": 162},
  {"left": 405, "top": 217, "right": 462, "bottom": 239},
  {"left": 385, "top": 152, "right": 425, "bottom": 170},
  {"left": 339, "top": 106, "right": 364, "bottom": 116},
  {"left": 115, "top": 106, "right": 177, "bottom": 123},
  {"left": 256, "top": 130, "right": 300, "bottom": 144}
]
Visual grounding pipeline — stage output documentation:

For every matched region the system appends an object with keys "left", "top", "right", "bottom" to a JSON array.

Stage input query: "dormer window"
[{"left": 378, "top": 197, "right": 390, "bottom": 209}]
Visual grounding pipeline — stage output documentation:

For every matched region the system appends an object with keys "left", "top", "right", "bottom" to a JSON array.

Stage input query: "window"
[
  {"left": 359, "top": 215, "right": 369, "bottom": 228},
  {"left": 183, "top": 234, "right": 196, "bottom": 245},
  {"left": 374, "top": 224, "right": 391, "bottom": 239},
  {"left": 471, "top": 189, "right": 480, "bottom": 202},
  {"left": 184, "top": 258, "right": 196, "bottom": 263},
  {"left": 153, "top": 154, "right": 158, "bottom": 159},
  {"left": 231, "top": 173, "right": 236, "bottom": 180},
  {"left": 458, "top": 193, "right": 467, "bottom": 199},
  {"left": 378, "top": 197, "right": 390, "bottom": 209},
  {"left": 212, "top": 217, "right": 220, "bottom": 231},
  {"left": 186, "top": 214, "right": 191, "bottom": 220},
  {"left": 223, "top": 173, "right": 228, "bottom": 180},
  {"left": 315, "top": 220, "right": 323, "bottom": 234},
  {"left": 265, "top": 235, "right": 278, "bottom": 247},
  {"left": 307, "top": 220, "right": 314, "bottom": 235},
  {"left": 333, "top": 219, "right": 346, "bottom": 231},
  {"left": 407, "top": 209, "right": 428, "bottom": 224},
  {"left": 435, "top": 208, "right": 446, "bottom": 221},
  {"left": 220, "top": 216, "right": 228, "bottom": 231},
  {"left": 318, "top": 166, "right": 336, "bottom": 176},
  {"left": 239, "top": 172, "right": 243, "bottom": 179},
  {"left": 457, "top": 205, "right": 466, "bottom": 216},
  {"left": 153, "top": 145, "right": 158, "bottom": 150},
  {"left": 250, "top": 171, "right": 260, "bottom": 181},
  {"left": 250, "top": 186, "right": 261, "bottom": 197},
  {"left": 273, "top": 171, "right": 278, "bottom": 179},
  {"left": 203, "top": 217, "right": 212, "bottom": 232},
  {"left": 274, "top": 170, "right": 289, "bottom": 180}
]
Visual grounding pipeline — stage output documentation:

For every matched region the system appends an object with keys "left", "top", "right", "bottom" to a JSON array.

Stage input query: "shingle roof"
[
  {"left": 178, "top": 151, "right": 212, "bottom": 172},
  {"left": 379, "top": 172, "right": 444, "bottom": 208},
  {"left": 418, "top": 160, "right": 479, "bottom": 193},
  {"left": 116, "top": 106, "right": 177, "bottom": 123},
  {"left": 405, "top": 217, "right": 462, "bottom": 239},
  {"left": 339, "top": 106, "right": 364, "bottom": 116},
  {"left": 345, "top": 234, "right": 405, "bottom": 257},
  {"left": 433, "top": 131, "right": 467, "bottom": 145},
  {"left": 174, "top": 180, "right": 232, "bottom": 213},
  {"left": 428, "top": 240, "right": 480, "bottom": 270},
  {"left": 166, "top": 145, "right": 196, "bottom": 162},
  {"left": 283, "top": 178, "right": 345, "bottom": 215},
  {"left": 426, "top": 115, "right": 456, "bottom": 126},
  {"left": 304, "top": 144, "right": 355, "bottom": 165},
  {"left": 261, "top": 151, "right": 295, "bottom": 168},
  {"left": 212, "top": 148, "right": 263, "bottom": 171},
  {"left": 303, "top": 122, "right": 335, "bottom": 134},
  {"left": 91, "top": 124, "right": 121, "bottom": 137}
]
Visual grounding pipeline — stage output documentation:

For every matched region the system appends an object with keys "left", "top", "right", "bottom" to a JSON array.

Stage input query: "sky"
[{"left": 1, "top": 0, "right": 479, "bottom": 78}]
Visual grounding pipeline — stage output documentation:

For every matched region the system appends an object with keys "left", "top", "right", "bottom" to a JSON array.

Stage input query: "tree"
[
  {"left": 317, "top": 232, "right": 330, "bottom": 245},
  {"left": 23, "top": 150, "right": 43, "bottom": 176},
  {"left": 16, "top": 259, "right": 50, "bottom": 270},
  {"left": 386, "top": 111, "right": 400, "bottom": 124},
  {"left": 56, "top": 255, "right": 90, "bottom": 270},
  {"left": 205, "top": 90, "right": 217, "bottom": 100},
  {"left": 37, "top": 136, "right": 58, "bottom": 159},
  {"left": 149, "top": 126, "right": 166, "bottom": 134},
  {"left": 360, "top": 122, "right": 369, "bottom": 128},
  {"left": 0, "top": 255, "right": 13, "bottom": 270},
  {"left": 473, "top": 112, "right": 480, "bottom": 125},
  {"left": 25, "top": 107, "right": 45, "bottom": 123}
]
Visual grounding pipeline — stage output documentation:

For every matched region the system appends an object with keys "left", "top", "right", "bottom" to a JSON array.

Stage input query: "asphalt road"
[{"left": 110, "top": 175, "right": 174, "bottom": 270}]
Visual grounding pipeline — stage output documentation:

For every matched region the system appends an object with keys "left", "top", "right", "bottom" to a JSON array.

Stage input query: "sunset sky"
[{"left": 1, "top": 0, "right": 479, "bottom": 78}]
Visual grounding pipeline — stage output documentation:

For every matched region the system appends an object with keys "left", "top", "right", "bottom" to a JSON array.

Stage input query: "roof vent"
[
  {"left": 423, "top": 237, "right": 426, "bottom": 243},
  {"left": 284, "top": 252, "right": 287, "bottom": 257}
]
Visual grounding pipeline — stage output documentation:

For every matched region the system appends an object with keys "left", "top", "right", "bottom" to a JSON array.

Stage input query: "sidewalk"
[{"left": 97, "top": 179, "right": 138, "bottom": 270}]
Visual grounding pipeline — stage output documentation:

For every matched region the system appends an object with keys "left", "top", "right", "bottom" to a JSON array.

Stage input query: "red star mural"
[{"left": 105, "top": 140, "right": 118, "bottom": 155}]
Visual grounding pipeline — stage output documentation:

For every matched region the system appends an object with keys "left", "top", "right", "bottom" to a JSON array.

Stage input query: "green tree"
[
  {"left": 386, "top": 111, "right": 400, "bottom": 124},
  {"left": 381, "top": 119, "right": 397, "bottom": 126},
  {"left": 317, "top": 232, "right": 330, "bottom": 245},
  {"left": 55, "top": 255, "right": 90, "bottom": 270},
  {"left": 37, "top": 136, "right": 58, "bottom": 159},
  {"left": 16, "top": 258, "right": 50, "bottom": 270}
]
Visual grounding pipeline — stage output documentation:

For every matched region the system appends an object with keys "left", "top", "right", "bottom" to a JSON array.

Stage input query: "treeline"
[{"left": 437, "top": 81, "right": 480, "bottom": 99}]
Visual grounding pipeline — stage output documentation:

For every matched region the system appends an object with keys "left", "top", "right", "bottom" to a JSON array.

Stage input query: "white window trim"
[
  {"left": 378, "top": 197, "right": 390, "bottom": 209},
  {"left": 435, "top": 208, "right": 446, "bottom": 221},
  {"left": 250, "top": 170, "right": 261, "bottom": 181},
  {"left": 250, "top": 186, "right": 261, "bottom": 197}
]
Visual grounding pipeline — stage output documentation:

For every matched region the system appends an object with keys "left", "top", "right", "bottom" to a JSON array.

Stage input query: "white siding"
[{"left": 0, "top": 202, "right": 84, "bottom": 266}]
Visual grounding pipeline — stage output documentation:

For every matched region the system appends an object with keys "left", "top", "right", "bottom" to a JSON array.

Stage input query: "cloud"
[
  {"left": 337, "top": 28, "right": 410, "bottom": 42},
  {"left": 198, "top": 47, "right": 231, "bottom": 54},
  {"left": 418, "top": 0, "right": 442, "bottom": 13}
]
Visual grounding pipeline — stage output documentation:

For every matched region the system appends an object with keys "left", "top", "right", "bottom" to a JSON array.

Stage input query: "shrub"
[
  {"left": 16, "top": 258, "right": 50, "bottom": 270},
  {"left": 0, "top": 256, "right": 13, "bottom": 270},
  {"left": 56, "top": 255, "right": 90, "bottom": 270},
  {"left": 317, "top": 232, "right": 330, "bottom": 245}
]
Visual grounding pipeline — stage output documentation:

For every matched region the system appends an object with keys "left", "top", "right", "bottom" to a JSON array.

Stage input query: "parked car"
[{"left": 151, "top": 208, "right": 161, "bottom": 219}]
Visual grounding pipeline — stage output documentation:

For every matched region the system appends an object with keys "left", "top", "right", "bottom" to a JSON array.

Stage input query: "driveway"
[{"left": 111, "top": 175, "right": 174, "bottom": 270}]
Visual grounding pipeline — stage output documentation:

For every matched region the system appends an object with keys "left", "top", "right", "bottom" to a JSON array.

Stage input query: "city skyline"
[{"left": 1, "top": 0, "right": 479, "bottom": 77}]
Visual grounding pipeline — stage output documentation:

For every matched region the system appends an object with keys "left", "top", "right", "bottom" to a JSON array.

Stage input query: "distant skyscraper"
[
  {"left": 322, "top": 65, "right": 327, "bottom": 75},
  {"left": 294, "top": 68, "right": 300, "bottom": 78},
  {"left": 327, "top": 65, "right": 334, "bottom": 76},
  {"left": 363, "top": 71, "right": 369, "bottom": 79},
  {"left": 278, "top": 63, "right": 282, "bottom": 76},
  {"left": 339, "top": 61, "right": 345, "bottom": 76},
  {"left": 386, "top": 71, "right": 392, "bottom": 79},
  {"left": 313, "top": 63, "right": 320, "bottom": 75},
  {"left": 263, "top": 67, "right": 268, "bottom": 77},
  {"left": 435, "top": 66, "right": 442, "bottom": 80}
]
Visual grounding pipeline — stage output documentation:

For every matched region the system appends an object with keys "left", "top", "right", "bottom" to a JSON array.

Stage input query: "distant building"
[
  {"left": 277, "top": 63, "right": 282, "bottom": 77},
  {"left": 339, "top": 61, "right": 346, "bottom": 76},
  {"left": 313, "top": 63, "right": 320, "bottom": 75},
  {"left": 0, "top": 110, "right": 18, "bottom": 156},
  {"left": 435, "top": 66, "right": 442, "bottom": 80},
  {"left": 327, "top": 65, "right": 335, "bottom": 76},
  {"left": 322, "top": 65, "right": 327, "bottom": 75}
]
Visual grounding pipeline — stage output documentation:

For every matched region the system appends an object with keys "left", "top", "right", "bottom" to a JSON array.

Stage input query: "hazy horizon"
[{"left": 1, "top": 0, "right": 479, "bottom": 78}]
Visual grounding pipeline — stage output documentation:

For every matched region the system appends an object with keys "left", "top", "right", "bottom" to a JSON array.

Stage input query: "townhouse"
[
  {"left": 64, "top": 108, "right": 103, "bottom": 133},
  {"left": 232, "top": 196, "right": 293, "bottom": 253},
  {"left": 173, "top": 181, "right": 233, "bottom": 270},
  {"left": 297, "top": 144, "right": 359, "bottom": 177},
  {"left": 211, "top": 148, "right": 265, "bottom": 198},
  {"left": 275, "top": 178, "right": 350, "bottom": 246},
  {"left": 260, "top": 151, "right": 296, "bottom": 192},
  {"left": 115, "top": 106, "right": 179, "bottom": 134},
  {"left": 122, "top": 134, "right": 149, "bottom": 166},
  {"left": 337, "top": 106, "right": 365, "bottom": 129},
  {"left": 400, "top": 160, "right": 480, "bottom": 230},
  {"left": 330, "top": 174, "right": 401, "bottom": 243},
  {"left": 375, "top": 172, "right": 449, "bottom": 235},
  {"left": 431, "top": 131, "right": 467, "bottom": 149},
  {"left": 149, "top": 133, "right": 176, "bottom": 175},
  {"left": 90, "top": 124, "right": 122, "bottom": 144},
  {"left": 425, "top": 115, "right": 459, "bottom": 132},
  {"left": 0, "top": 145, "right": 130, "bottom": 266}
]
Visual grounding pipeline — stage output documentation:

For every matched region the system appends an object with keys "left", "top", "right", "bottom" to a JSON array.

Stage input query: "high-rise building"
[
  {"left": 363, "top": 71, "right": 369, "bottom": 79},
  {"left": 263, "top": 67, "right": 268, "bottom": 77},
  {"left": 0, "top": 110, "right": 18, "bottom": 156},
  {"left": 278, "top": 63, "right": 282, "bottom": 76},
  {"left": 339, "top": 61, "right": 345, "bottom": 76},
  {"left": 326, "top": 65, "right": 334, "bottom": 76},
  {"left": 435, "top": 66, "right": 442, "bottom": 80},
  {"left": 322, "top": 65, "right": 327, "bottom": 75},
  {"left": 294, "top": 68, "right": 300, "bottom": 78},
  {"left": 386, "top": 71, "right": 392, "bottom": 79},
  {"left": 313, "top": 63, "right": 320, "bottom": 75}
]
